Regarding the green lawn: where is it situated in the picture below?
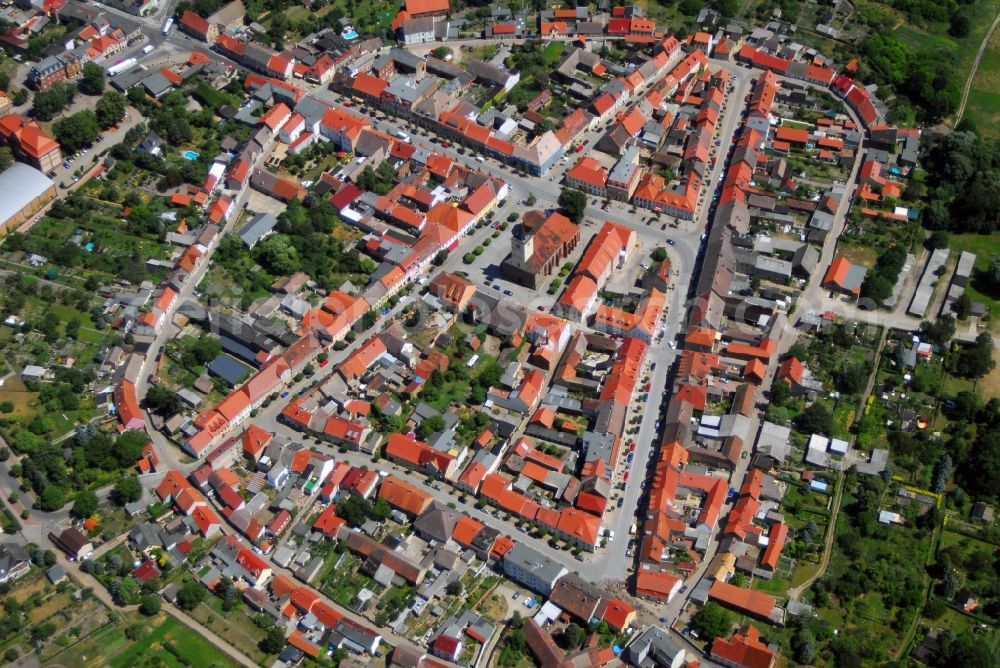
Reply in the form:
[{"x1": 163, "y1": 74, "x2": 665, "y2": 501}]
[
  {"x1": 47, "y1": 613, "x2": 239, "y2": 668},
  {"x1": 964, "y1": 23, "x2": 1000, "y2": 134},
  {"x1": 888, "y1": 0, "x2": 1000, "y2": 86},
  {"x1": 542, "y1": 42, "x2": 566, "y2": 66}
]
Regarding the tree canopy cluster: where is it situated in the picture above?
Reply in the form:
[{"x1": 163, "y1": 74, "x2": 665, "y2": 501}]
[
  {"x1": 53, "y1": 110, "x2": 99, "y2": 154},
  {"x1": 945, "y1": 392, "x2": 1000, "y2": 504},
  {"x1": 861, "y1": 34, "x2": 961, "y2": 122},
  {"x1": 335, "y1": 493, "x2": 392, "y2": 528},
  {"x1": 860, "y1": 244, "x2": 908, "y2": 304},
  {"x1": 921, "y1": 131, "x2": 1000, "y2": 234},
  {"x1": 558, "y1": 188, "x2": 587, "y2": 224},
  {"x1": 216, "y1": 197, "x2": 368, "y2": 297},
  {"x1": 12, "y1": 426, "x2": 148, "y2": 512},
  {"x1": 31, "y1": 82, "x2": 76, "y2": 122}
]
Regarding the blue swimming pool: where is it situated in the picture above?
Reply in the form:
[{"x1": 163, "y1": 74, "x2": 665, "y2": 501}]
[
  {"x1": 182, "y1": 150, "x2": 200, "y2": 160},
  {"x1": 342, "y1": 28, "x2": 358, "y2": 40}
]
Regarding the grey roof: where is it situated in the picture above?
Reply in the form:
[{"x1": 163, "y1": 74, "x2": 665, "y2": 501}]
[
  {"x1": 755, "y1": 421, "x2": 791, "y2": 462},
  {"x1": 466, "y1": 59, "x2": 513, "y2": 86},
  {"x1": 207, "y1": 354, "x2": 253, "y2": 385},
  {"x1": 142, "y1": 72, "x2": 174, "y2": 97},
  {"x1": 626, "y1": 625, "x2": 685, "y2": 667},
  {"x1": 0, "y1": 542, "x2": 29, "y2": 576},
  {"x1": 502, "y1": 543, "x2": 566, "y2": 587},
  {"x1": 389, "y1": 47, "x2": 423, "y2": 70},
  {"x1": 609, "y1": 145, "x2": 641, "y2": 185},
  {"x1": 792, "y1": 244, "x2": 820, "y2": 274},
  {"x1": 414, "y1": 505, "x2": 460, "y2": 543},
  {"x1": 842, "y1": 264, "x2": 867, "y2": 292},
  {"x1": 955, "y1": 251, "x2": 976, "y2": 279},
  {"x1": 401, "y1": 15, "x2": 435, "y2": 34},
  {"x1": 139, "y1": 131, "x2": 163, "y2": 153},
  {"x1": 46, "y1": 564, "x2": 67, "y2": 583},
  {"x1": 0, "y1": 164, "x2": 53, "y2": 226},
  {"x1": 237, "y1": 212, "x2": 279, "y2": 247},
  {"x1": 384, "y1": 76, "x2": 436, "y2": 105}
]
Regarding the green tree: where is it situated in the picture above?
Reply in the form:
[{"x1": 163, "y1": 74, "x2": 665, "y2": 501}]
[
  {"x1": 371, "y1": 498, "x2": 392, "y2": 521},
  {"x1": 32, "y1": 82, "x2": 76, "y2": 121},
  {"x1": 949, "y1": 11, "x2": 971, "y2": 38},
  {"x1": 417, "y1": 414, "x2": 446, "y2": 439},
  {"x1": 0, "y1": 146, "x2": 12, "y2": 171},
  {"x1": 563, "y1": 622, "x2": 585, "y2": 648},
  {"x1": 114, "y1": 577, "x2": 141, "y2": 605},
  {"x1": 255, "y1": 234, "x2": 300, "y2": 276},
  {"x1": 952, "y1": 332, "x2": 995, "y2": 378},
  {"x1": 164, "y1": 117, "x2": 193, "y2": 144},
  {"x1": 177, "y1": 581, "x2": 206, "y2": 610},
  {"x1": 954, "y1": 292, "x2": 972, "y2": 320},
  {"x1": 260, "y1": 627, "x2": 286, "y2": 654},
  {"x1": 71, "y1": 489, "x2": 98, "y2": 519},
  {"x1": 690, "y1": 602, "x2": 733, "y2": 641},
  {"x1": 793, "y1": 628, "x2": 816, "y2": 664},
  {"x1": 336, "y1": 495, "x2": 372, "y2": 527},
  {"x1": 926, "y1": 230, "x2": 950, "y2": 250},
  {"x1": 935, "y1": 631, "x2": 998, "y2": 667},
  {"x1": 557, "y1": 188, "x2": 587, "y2": 224},
  {"x1": 95, "y1": 91, "x2": 127, "y2": 129},
  {"x1": 53, "y1": 110, "x2": 100, "y2": 154},
  {"x1": 113, "y1": 475, "x2": 143, "y2": 505},
  {"x1": 139, "y1": 593, "x2": 161, "y2": 616},
  {"x1": 39, "y1": 485, "x2": 66, "y2": 511},
  {"x1": 145, "y1": 384, "x2": 182, "y2": 417},
  {"x1": 79, "y1": 63, "x2": 106, "y2": 95},
  {"x1": 795, "y1": 402, "x2": 834, "y2": 436},
  {"x1": 921, "y1": 315, "x2": 956, "y2": 347},
  {"x1": 652, "y1": 247, "x2": 668, "y2": 262}
]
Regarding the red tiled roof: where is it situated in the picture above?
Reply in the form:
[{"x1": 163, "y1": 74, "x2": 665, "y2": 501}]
[
  {"x1": 711, "y1": 626, "x2": 776, "y2": 668},
  {"x1": 709, "y1": 580, "x2": 776, "y2": 618},
  {"x1": 452, "y1": 516, "x2": 484, "y2": 547},
  {"x1": 378, "y1": 475, "x2": 433, "y2": 516},
  {"x1": 760, "y1": 522, "x2": 788, "y2": 570},
  {"x1": 776, "y1": 357, "x2": 805, "y2": 385},
  {"x1": 774, "y1": 126, "x2": 809, "y2": 145},
  {"x1": 823, "y1": 256, "x2": 854, "y2": 291},
  {"x1": 405, "y1": 0, "x2": 449, "y2": 14},
  {"x1": 635, "y1": 569, "x2": 680, "y2": 600}
]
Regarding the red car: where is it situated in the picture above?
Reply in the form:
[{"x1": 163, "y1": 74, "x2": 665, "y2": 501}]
[
  {"x1": 623, "y1": 472, "x2": 630, "y2": 481},
  {"x1": 319, "y1": 359, "x2": 330, "y2": 368},
  {"x1": 441, "y1": 142, "x2": 451, "y2": 148}
]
